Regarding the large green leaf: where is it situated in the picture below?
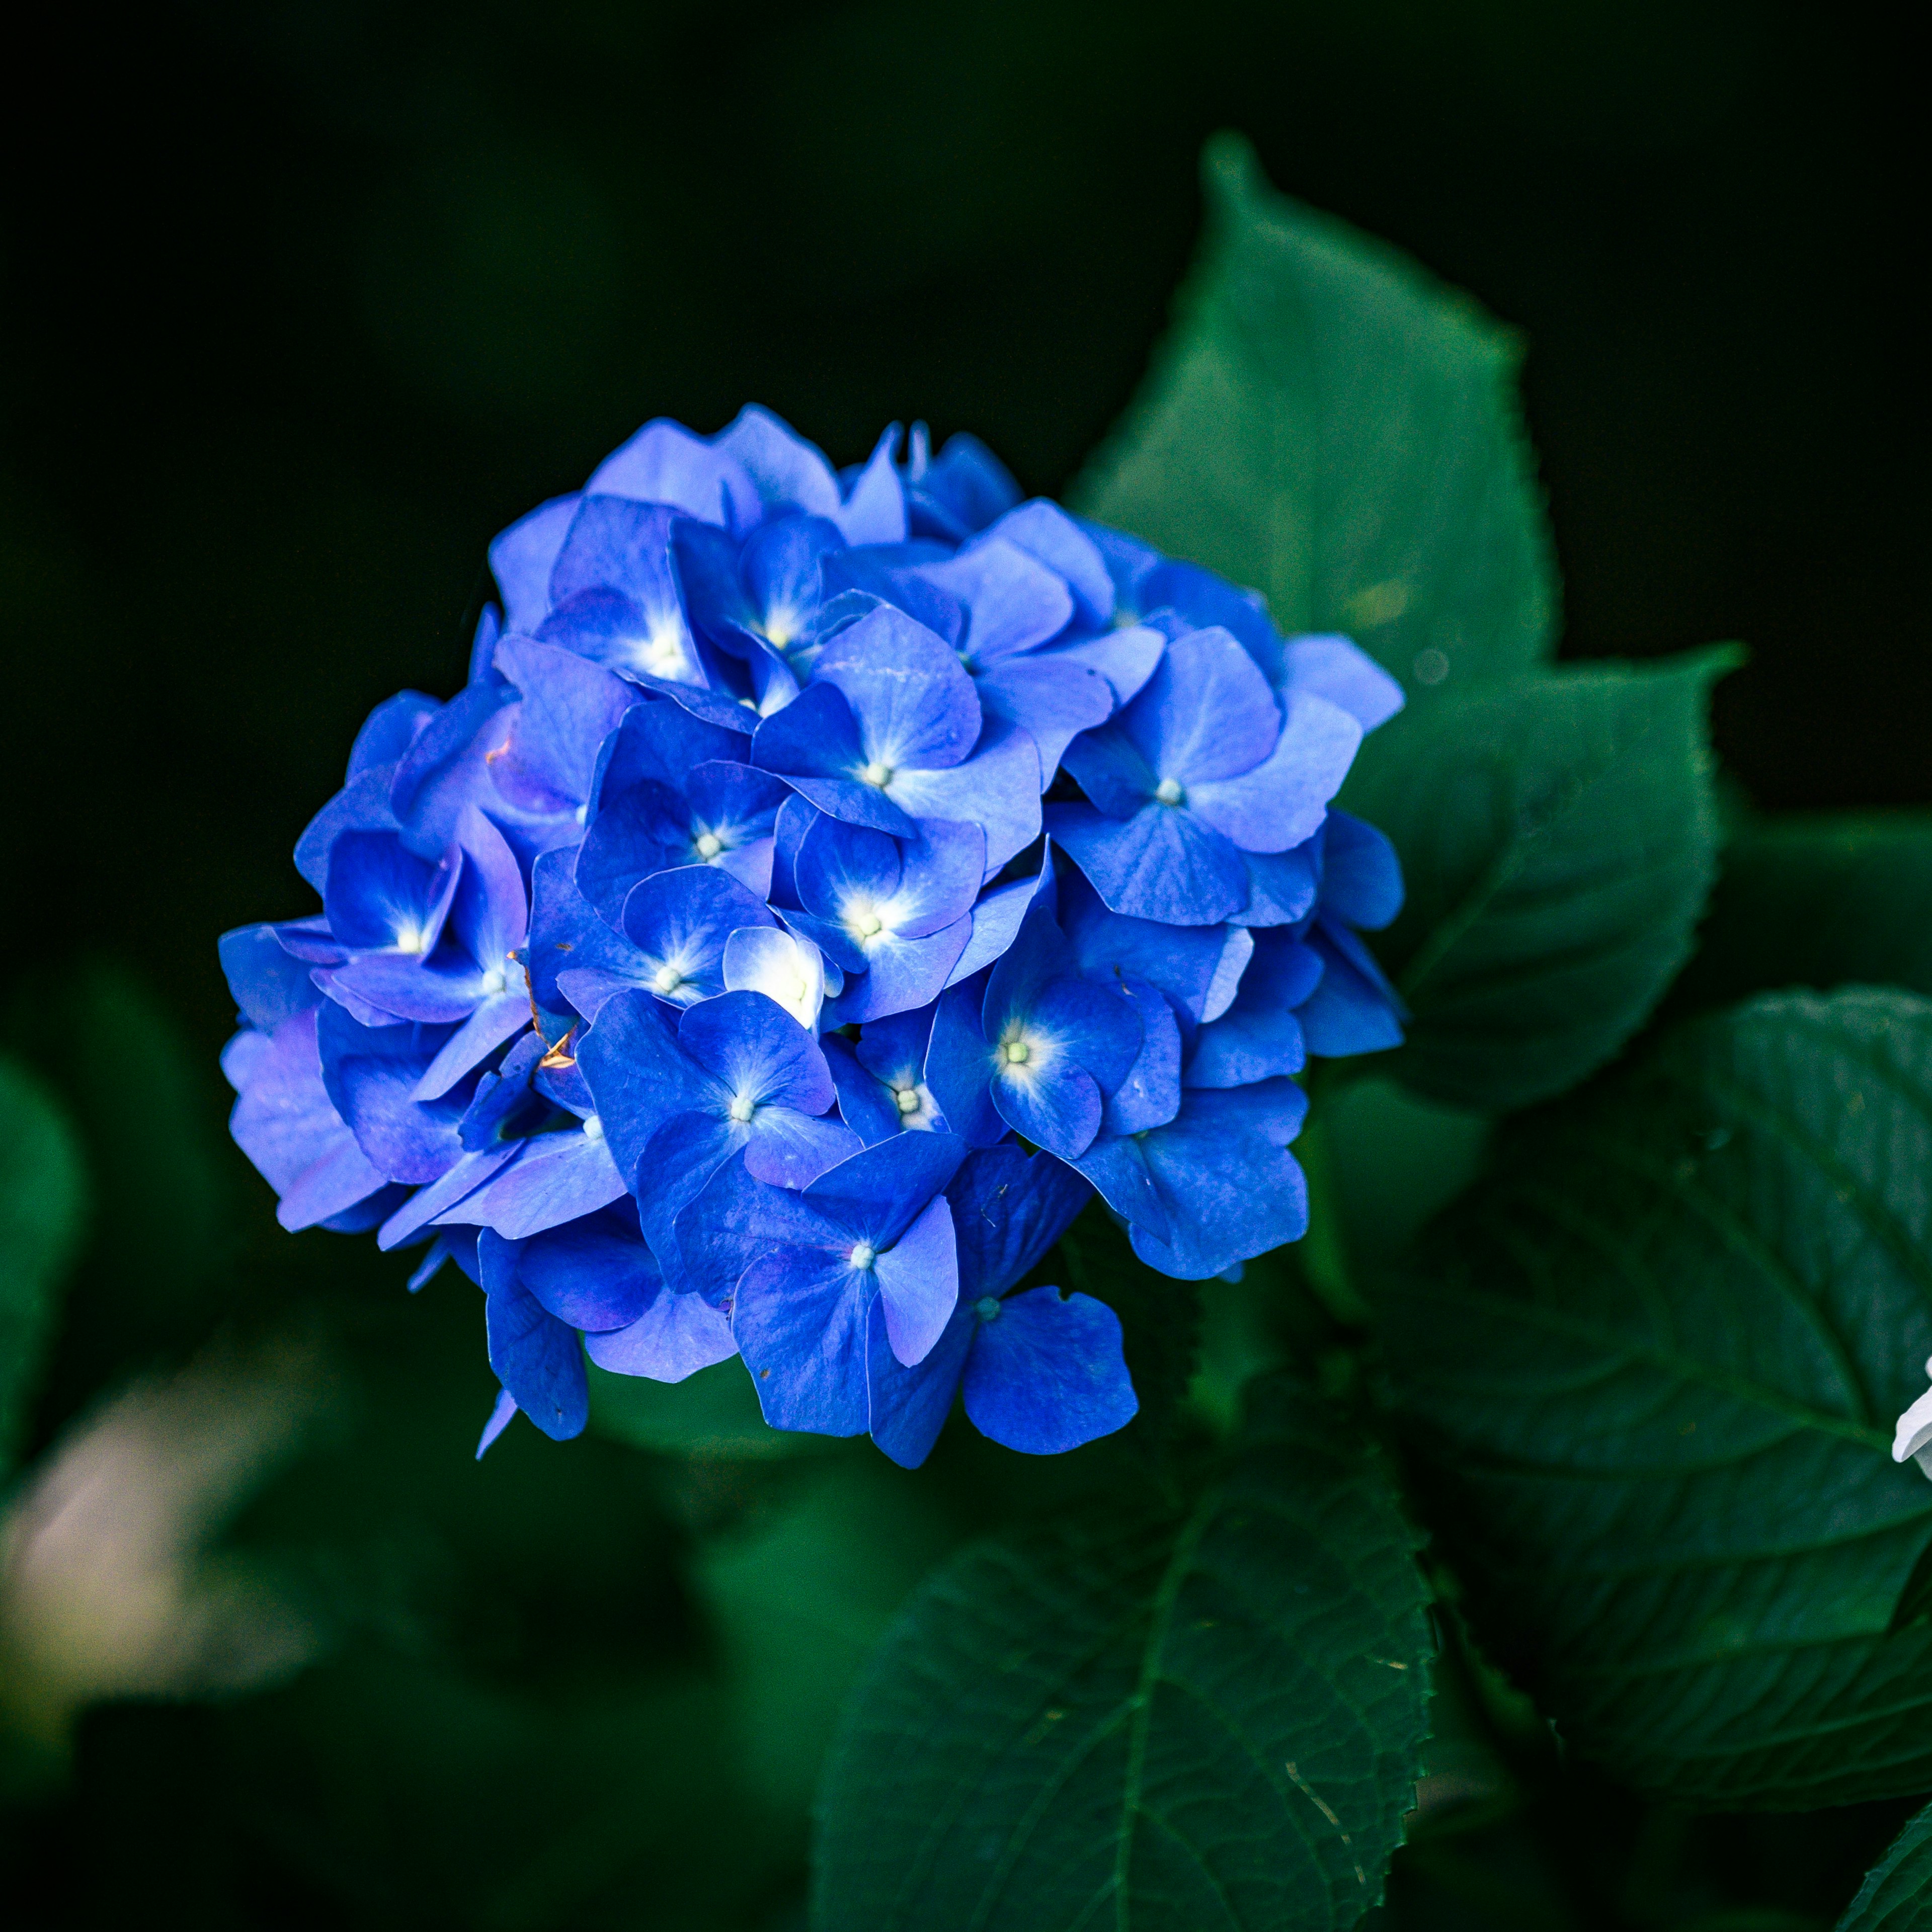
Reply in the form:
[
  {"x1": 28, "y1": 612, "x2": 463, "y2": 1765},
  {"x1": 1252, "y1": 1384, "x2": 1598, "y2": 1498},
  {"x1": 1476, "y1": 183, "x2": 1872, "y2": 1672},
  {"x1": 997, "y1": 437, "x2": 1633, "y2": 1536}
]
[
  {"x1": 1073, "y1": 132, "x2": 1556, "y2": 709},
  {"x1": 0, "y1": 1053, "x2": 89, "y2": 1475},
  {"x1": 1667, "y1": 811, "x2": 1932, "y2": 1020},
  {"x1": 811, "y1": 1373, "x2": 1432, "y2": 1931},
  {"x1": 1839, "y1": 1802, "x2": 1932, "y2": 1931},
  {"x1": 1379, "y1": 988, "x2": 1932, "y2": 1806},
  {"x1": 1342, "y1": 652, "x2": 1731, "y2": 1110}
]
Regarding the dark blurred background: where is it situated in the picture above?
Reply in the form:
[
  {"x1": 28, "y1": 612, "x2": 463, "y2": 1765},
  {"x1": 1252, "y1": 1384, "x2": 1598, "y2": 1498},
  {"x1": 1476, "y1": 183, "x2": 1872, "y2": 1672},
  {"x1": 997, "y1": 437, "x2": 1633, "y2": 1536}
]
[
  {"x1": 3, "y1": 0, "x2": 1922, "y2": 1042},
  {"x1": 0, "y1": 4, "x2": 1922, "y2": 1925}
]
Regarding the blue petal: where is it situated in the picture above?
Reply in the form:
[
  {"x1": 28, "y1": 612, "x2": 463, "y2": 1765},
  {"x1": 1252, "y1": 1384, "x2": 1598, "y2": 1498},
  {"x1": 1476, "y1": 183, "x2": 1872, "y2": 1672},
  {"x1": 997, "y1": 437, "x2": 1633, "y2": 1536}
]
[
  {"x1": 528, "y1": 847, "x2": 640, "y2": 1014},
  {"x1": 824, "y1": 917, "x2": 972, "y2": 1024},
  {"x1": 489, "y1": 493, "x2": 579, "y2": 634},
  {"x1": 491, "y1": 634, "x2": 638, "y2": 814},
  {"x1": 823, "y1": 1035, "x2": 905, "y2": 1147},
  {"x1": 480, "y1": 1233, "x2": 589, "y2": 1441},
  {"x1": 945, "y1": 1142, "x2": 1092, "y2": 1301},
  {"x1": 1320, "y1": 810, "x2": 1404, "y2": 931},
  {"x1": 1118, "y1": 626, "x2": 1279, "y2": 785},
  {"x1": 832, "y1": 424, "x2": 908, "y2": 545},
  {"x1": 438, "y1": 1120, "x2": 628, "y2": 1240},
  {"x1": 920, "y1": 537, "x2": 1073, "y2": 666},
  {"x1": 1185, "y1": 930, "x2": 1323, "y2": 1088},
  {"x1": 1038, "y1": 625, "x2": 1165, "y2": 708},
  {"x1": 586, "y1": 418, "x2": 759, "y2": 528},
  {"x1": 586, "y1": 1287, "x2": 738, "y2": 1381},
  {"x1": 1100, "y1": 982, "x2": 1182, "y2": 1135},
  {"x1": 1075, "y1": 1080, "x2": 1311, "y2": 1279},
  {"x1": 475, "y1": 1387, "x2": 521, "y2": 1459},
  {"x1": 348, "y1": 691, "x2": 439, "y2": 780},
  {"x1": 376, "y1": 1145, "x2": 518, "y2": 1249},
  {"x1": 814, "y1": 603, "x2": 982, "y2": 773},
  {"x1": 323, "y1": 832, "x2": 456, "y2": 954},
  {"x1": 1284, "y1": 633, "x2": 1405, "y2": 732},
  {"x1": 514, "y1": 1203, "x2": 658, "y2": 1331},
  {"x1": 223, "y1": 1010, "x2": 385, "y2": 1231},
  {"x1": 673, "y1": 1150, "x2": 835, "y2": 1305},
  {"x1": 865, "y1": 1296, "x2": 974, "y2": 1469},
  {"x1": 677, "y1": 989, "x2": 836, "y2": 1116},
  {"x1": 1056, "y1": 867, "x2": 1241, "y2": 1026},
  {"x1": 1045, "y1": 801, "x2": 1249, "y2": 926},
  {"x1": 1233, "y1": 842, "x2": 1321, "y2": 928},
  {"x1": 743, "y1": 1106, "x2": 865, "y2": 1189},
  {"x1": 576, "y1": 987, "x2": 709, "y2": 1186},
  {"x1": 295, "y1": 768, "x2": 402, "y2": 893},
  {"x1": 1186, "y1": 690, "x2": 1361, "y2": 854},
  {"x1": 315, "y1": 1004, "x2": 464, "y2": 1184},
  {"x1": 712, "y1": 405, "x2": 842, "y2": 518},
  {"x1": 1299, "y1": 919, "x2": 1405, "y2": 1057},
  {"x1": 962, "y1": 1286, "x2": 1138, "y2": 1454},
  {"x1": 802, "y1": 1130, "x2": 970, "y2": 1251},
  {"x1": 752, "y1": 681, "x2": 917, "y2": 835},
  {"x1": 973, "y1": 655, "x2": 1113, "y2": 786},
  {"x1": 219, "y1": 923, "x2": 325, "y2": 1030},
  {"x1": 880, "y1": 718, "x2": 1040, "y2": 873},
  {"x1": 874, "y1": 1192, "x2": 958, "y2": 1365},
  {"x1": 905, "y1": 430, "x2": 1019, "y2": 540},
  {"x1": 975, "y1": 501, "x2": 1114, "y2": 629},
  {"x1": 924, "y1": 973, "x2": 1006, "y2": 1147},
  {"x1": 732, "y1": 1249, "x2": 872, "y2": 1436},
  {"x1": 621, "y1": 864, "x2": 776, "y2": 1007}
]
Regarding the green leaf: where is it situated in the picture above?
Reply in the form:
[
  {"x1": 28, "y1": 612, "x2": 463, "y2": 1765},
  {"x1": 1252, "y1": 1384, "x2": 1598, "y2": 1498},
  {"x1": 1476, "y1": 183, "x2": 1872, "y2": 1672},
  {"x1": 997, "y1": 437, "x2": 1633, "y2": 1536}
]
[
  {"x1": 588, "y1": 1354, "x2": 832, "y2": 1460},
  {"x1": 1667, "y1": 811, "x2": 1932, "y2": 1020},
  {"x1": 1378, "y1": 988, "x2": 1932, "y2": 1806},
  {"x1": 1343, "y1": 652, "x2": 1733, "y2": 1110},
  {"x1": 1072, "y1": 131, "x2": 1556, "y2": 708},
  {"x1": 692, "y1": 1455, "x2": 959, "y2": 1816},
  {"x1": 0, "y1": 1053, "x2": 89, "y2": 1475},
  {"x1": 1839, "y1": 1802, "x2": 1932, "y2": 1932},
  {"x1": 811, "y1": 1373, "x2": 1432, "y2": 1931}
]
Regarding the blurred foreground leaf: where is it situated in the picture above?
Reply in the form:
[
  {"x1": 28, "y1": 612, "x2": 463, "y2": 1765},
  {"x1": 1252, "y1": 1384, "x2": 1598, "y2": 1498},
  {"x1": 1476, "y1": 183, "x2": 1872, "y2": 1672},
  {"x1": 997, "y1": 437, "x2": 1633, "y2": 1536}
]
[
  {"x1": 0, "y1": 1055, "x2": 88, "y2": 1476},
  {"x1": 1840, "y1": 1801, "x2": 1932, "y2": 1931},
  {"x1": 1381, "y1": 989, "x2": 1932, "y2": 1806},
  {"x1": 812, "y1": 1372, "x2": 1431, "y2": 1930},
  {"x1": 1075, "y1": 131, "x2": 1555, "y2": 710},
  {"x1": 1344, "y1": 653, "x2": 1732, "y2": 1110},
  {"x1": 1669, "y1": 811, "x2": 1932, "y2": 1018}
]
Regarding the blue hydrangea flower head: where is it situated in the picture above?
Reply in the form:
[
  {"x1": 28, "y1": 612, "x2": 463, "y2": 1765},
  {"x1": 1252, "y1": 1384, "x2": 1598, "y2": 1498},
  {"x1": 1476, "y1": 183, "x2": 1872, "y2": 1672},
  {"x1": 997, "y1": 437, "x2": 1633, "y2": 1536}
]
[{"x1": 219, "y1": 405, "x2": 1407, "y2": 1460}]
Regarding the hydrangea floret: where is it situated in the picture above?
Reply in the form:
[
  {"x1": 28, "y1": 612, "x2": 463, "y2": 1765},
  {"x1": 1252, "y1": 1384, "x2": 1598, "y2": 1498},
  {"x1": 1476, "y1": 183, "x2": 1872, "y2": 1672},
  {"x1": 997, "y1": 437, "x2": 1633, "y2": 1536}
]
[{"x1": 220, "y1": 409, "x2": 1407, "y2": 1464}]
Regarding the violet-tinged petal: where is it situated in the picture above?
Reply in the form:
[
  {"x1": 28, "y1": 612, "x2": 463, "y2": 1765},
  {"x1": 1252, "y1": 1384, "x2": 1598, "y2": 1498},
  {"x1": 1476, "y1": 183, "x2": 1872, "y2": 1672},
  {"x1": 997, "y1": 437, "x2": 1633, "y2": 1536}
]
[
  {"x1": 377, "y1": 1145, "x2": 518, "y2": 1249},
  {"x1": 1233, "y1": 842, "x2": 1322, "y2": 928},
  {"x1": 437, "y1": 1119, "x2": 628, "y2": 1240},
  {"x1": 1122, "y1": 626, "x2": 1279, "y2": 785},
  {"x1": 219, "y1": 923, "x2": 325, "y2": 1030},
  {"x1": 831, "y1": 424, "x2": 908, "y2": 545},
  {"x1": 874, "y1": 1192, "x2": 958, "y2": 1366},
  {"x1": 587, "y1": 418, "x2": 759, "y2": 528},
  {"x1": 973, "y1": 655, "x2": 1114, "y2": 786},
  {"x1": 295, "y1": 768, "x2": 401, "y2": 893},
  {"x1": 587, "y1": 1290, "x2": 738, "y2": 1381},
  {"x1": 413, "y1": 993, "x2": 532, "y2": 1102},
  {"x1": 491, "y1": 634, "x2": 637, "y2": 814},
  {"x1": 490, "y1": 494, "x2": 579, "y2": 634},
  {"x1": 349, "y1": 691, "x2": 439, "y2": 780},
  {"x1": 576, "y1": 987, "x2": 700, "y2": 1185},
  {"x1": 1284, "y1": 632, "x2": 1405, "y2": 733},
  {"x1": 921, "y1": 537, "x2": 1073, "y2": 666}
]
